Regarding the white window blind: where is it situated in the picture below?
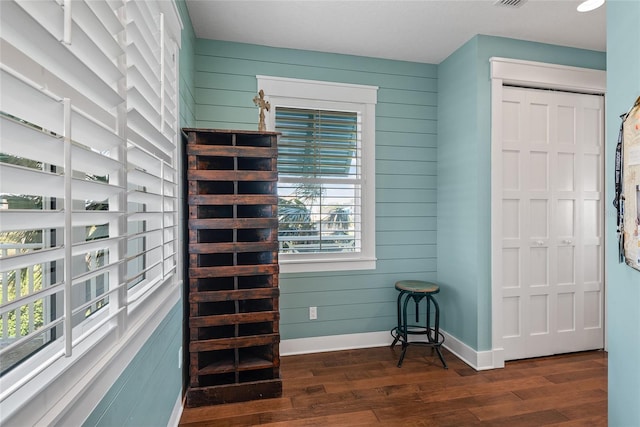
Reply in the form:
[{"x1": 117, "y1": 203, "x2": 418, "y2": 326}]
[
  {"x1": 0, "y1": 0, "x2": 180, "y2": 408},
  {"x1": 276, "y1": 107, "x2": 362, "y2": 254}
]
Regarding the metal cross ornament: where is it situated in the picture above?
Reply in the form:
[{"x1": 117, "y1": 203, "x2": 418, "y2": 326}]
[{"x1": 253, "y1": 89, "x2": 270, "y2": 132}]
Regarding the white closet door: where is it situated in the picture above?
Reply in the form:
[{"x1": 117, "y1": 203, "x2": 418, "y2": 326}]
[{"x1": 501, "y1": 86, "x2": 604, "y2": 360}]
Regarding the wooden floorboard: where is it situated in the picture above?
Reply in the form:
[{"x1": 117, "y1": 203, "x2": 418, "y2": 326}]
[{"x1": 179, "y1": 347, "x2": 607, "y2": 426}]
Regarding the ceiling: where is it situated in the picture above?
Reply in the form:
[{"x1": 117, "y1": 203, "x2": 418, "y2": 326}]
[{"x1": 185, "y1": 0, "x2": 606, "y2": 64}]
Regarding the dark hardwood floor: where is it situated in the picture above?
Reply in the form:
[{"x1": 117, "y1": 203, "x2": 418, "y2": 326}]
[{"x1": 179, "y1": 346, "x2": 607, "y2": 426}]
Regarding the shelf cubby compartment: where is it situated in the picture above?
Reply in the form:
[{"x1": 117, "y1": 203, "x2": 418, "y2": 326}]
[
  {"x1": 196, "y1": 324, "x2": 236, "y2": 341},
  {"x1": 237, "y1": 157, "x2": 273, "y2": 171},
  {"x1": 190, "y1": 276, "x2": 234, "y2": 293},
  {"x1": 236, "y1": 204, "x2": 274, "y2": 218},
  {"x1": 239, "y1": 298, "x2": 274, "y2": 313},
  {"x1": 196, "y1": 156, "x2": 234, "y2": 170},
  {"x1": 239, "y1": 368, "x2": 277, "y2": 384},
  {"x1": 196, "y1": 205, "x2": 233, "y2": 219},
  {"x1": 197, "y1": 373, "x2": 236, "y2": 388},
  {"x1": 237, "y1": 181, "x2": 274, "y2": 195},
  {"x1": 237, "y1": 251, "x2": 274, "y2": 266},
  {"x1": 237, "y1": 228, "x2": 274, "y2": 242},
  {"x1": 197, "y1": 252, "x2": 234, "y2": 268},
  {"x1": 197, "y1": 300, "x2": 235, "y2": 316},
  {"x1": 238, "y1": 275, "x2": 276, "y2": 289},
  {"x1": 195, "y1": 229, "x2": 233, "y2": 244},
  {"x1": 235, "y1": 134, "x2": 274, "y2": 148},
  {"x1": 238, "y1": 321, "x2": 277, "y2": 337},
  {"x1": 195, "y1": 181, "x2": 234, "y2": 195},
  {"x1": 194, "y1": 131, "x2": 233, "y2": 146}
]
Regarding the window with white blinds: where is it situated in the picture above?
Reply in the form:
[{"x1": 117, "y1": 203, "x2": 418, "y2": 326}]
[
  {"x1": 277, "y1": 107, "x2": 362, "y2": 253},
  {"x1": 257, "y1": 76, "x2": 377, "y2": 273},
  {"x1": 0, "y1": 0, "x2": 180, "y2": 407}
]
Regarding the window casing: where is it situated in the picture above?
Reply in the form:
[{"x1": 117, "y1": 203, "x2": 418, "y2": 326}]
[{"x1": 257, "y1": 76, "x2": 377, "y2": 273}]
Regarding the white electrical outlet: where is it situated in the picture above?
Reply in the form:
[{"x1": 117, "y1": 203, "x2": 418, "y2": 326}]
[
  {"x1": 309, "y1": 306, "x2": 317, "y2": 320},
  {"x1": 178, "y1": 346, "x2": 182, "y2": 369}
]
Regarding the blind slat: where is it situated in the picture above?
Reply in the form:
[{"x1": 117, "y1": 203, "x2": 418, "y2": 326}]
[
  {"x1": 1, "y1": 116, "x2": 121, "y2": 177},
  {"x1": 72, "y1": 235, "x2": 121, "y2": 257},
  {"x1": 0, "y1": 163, "x2": 123, "y2": 202},
  {"x1": 0, "y1": 163, "x2": 63, "y2": 197},
  {"x1": 0, "y1": 210, "x2": 125, "y2": 233},
  {"x1": 0, "y1": 247, "x2": 64, "y2": 273},
  {"x1": 128, "y1": 168, "x2": 162, "y2": 189},
  {"x1": 127, "y1": 146, "x2": 162, "y2": 176},
  {"x1": 128, "y1": 189, "x2": 164, "y2": 207},
  {"x1": 127, "y1": 66, "x2": 161, "y2": 114},
  {"x1": 0, "y1": 211, "x2": 64, "y2": 233},
  {"x1": 128, "y1": 87, "x2": 162, "y2": 131},
  {"x1": 73, "y1": 179, "x2": 124, "y2": 202},
  {"x1": 127, "y1": 109, "x2": 175, "y2": 154},
  {"x1": 0, "y1": 282, "x2": 63, "y2": 314},
  {"x1": 127, "y1": 126, "x2": 171, "y2": 164},
  {"x1": 1, "y1": 115, "x2": 64, "y2": 166},
  {"x1": 70, "y1": 108, "x2": 123, "y2": 153},
  {"x1": 85, "y1": 0, "x2": 124, "y2": 35},
  {"x1": 0, "y1": 70, "x2": 64, "y2": 135},
  {"x1": 71, "y1": 210, "x2": 122, "y2": 227},
  {"x1": 68, "y1": 144, "x2": 122, "y2": 178}
]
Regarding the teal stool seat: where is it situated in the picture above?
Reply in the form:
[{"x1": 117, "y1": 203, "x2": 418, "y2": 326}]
[{"x1": 390, "y1": 280, "x2": 447, "y2": 368}]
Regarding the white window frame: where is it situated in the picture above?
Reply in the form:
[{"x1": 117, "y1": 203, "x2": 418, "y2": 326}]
[
  {"x1": 257, "y1": 76, "x2": 377, "y2": 273},
  {"x1": 0, "y1": 1, "x2": 183, "y2": 424}
]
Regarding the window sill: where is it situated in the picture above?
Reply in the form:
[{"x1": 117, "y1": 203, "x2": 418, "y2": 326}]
[{"x1": 279, "y1": 257, "x2": 377, "y2": 274}]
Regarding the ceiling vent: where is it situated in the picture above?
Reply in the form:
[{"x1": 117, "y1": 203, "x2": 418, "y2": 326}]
[{"x1": 494, "y1": 0, "x2": 527, "y2": 7}]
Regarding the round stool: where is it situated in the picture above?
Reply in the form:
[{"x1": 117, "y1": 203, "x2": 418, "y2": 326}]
[{"x1": 390, "y1": 280, "x2": 447, "y2": 368}]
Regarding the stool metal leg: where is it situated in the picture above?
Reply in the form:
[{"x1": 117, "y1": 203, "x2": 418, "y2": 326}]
[
  {"x1": 426, "y1": 294, "x2": 432, "y2": 338},
  {"x1": 397, "y1": 292, "x2": 412, "y2": 367},
  {"x1": 391, "y1": 290, "x2": 405, "y2": 348},
  {"x1": 428, "y1": 295, "x2": 447, "y2": 369}
]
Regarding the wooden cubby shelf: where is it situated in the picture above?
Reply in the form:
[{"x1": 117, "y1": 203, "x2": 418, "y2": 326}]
[{"x1": 183, "y1": 128, "x2": 282, "y2": 407}]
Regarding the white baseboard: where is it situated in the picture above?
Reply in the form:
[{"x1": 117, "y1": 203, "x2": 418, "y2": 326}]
[
  {"x1": 440, "y1": 331, "x2": 500, "y2": 371},
  {"x1": 281, "y1": 329, "x2": 502, "y2": 371},
  {"x1": 281, "y1": 330, "x2": 394, "y2": 355},
  {"x1": 168, "y1": 391, "x2": 184, "y2": 427}
]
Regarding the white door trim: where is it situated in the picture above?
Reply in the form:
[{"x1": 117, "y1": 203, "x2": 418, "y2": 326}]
[{"x1": 490, "y1": 57, "x2": 606, "y2": 369}]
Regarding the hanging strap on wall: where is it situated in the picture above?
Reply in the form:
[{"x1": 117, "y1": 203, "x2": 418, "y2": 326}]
[
  {"x1": 614, "y1": 96, "x2": 640, "y2": 265},
  {"x1": 613, "y1": 116, "x2": 625, "y2": 263}
]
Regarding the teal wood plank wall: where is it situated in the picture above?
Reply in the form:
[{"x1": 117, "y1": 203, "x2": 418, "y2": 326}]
[
  {"x1": 606, "y1": 0, "x2": 640, "y2": 424},
  {"x1": 83, "y1": 302, "x2": 182, "y2": 426},
  {"x1": 195, "y1": 39, "x2": 438, "y2": 339},
  {"x1": 437, "y1": 35, "x2": 606, "y2": 351}
]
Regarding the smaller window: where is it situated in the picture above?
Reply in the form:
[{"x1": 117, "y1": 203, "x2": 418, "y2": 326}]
[
  {"x1": 277, "y1": 107, "x2": 361, "y2": 254},
  {"x1": 257, "y1": 76, "x2": 378, "y2": 273}
]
